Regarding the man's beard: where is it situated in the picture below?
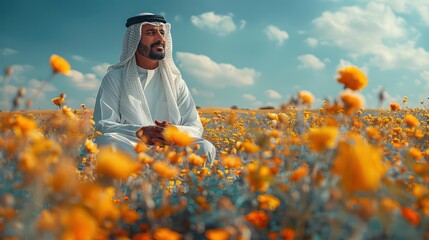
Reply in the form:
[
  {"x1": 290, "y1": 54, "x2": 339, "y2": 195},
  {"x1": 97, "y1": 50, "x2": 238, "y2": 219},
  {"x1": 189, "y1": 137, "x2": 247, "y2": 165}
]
[{"x1": 137, "y1": 41, "x2": 165, "y2": 60}]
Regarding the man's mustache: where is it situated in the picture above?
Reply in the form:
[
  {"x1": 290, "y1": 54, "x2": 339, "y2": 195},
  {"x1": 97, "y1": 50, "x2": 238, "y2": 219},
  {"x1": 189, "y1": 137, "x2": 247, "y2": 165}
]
[{"x1": 151, "y1": 40, "x2": 164, "y2": 48}]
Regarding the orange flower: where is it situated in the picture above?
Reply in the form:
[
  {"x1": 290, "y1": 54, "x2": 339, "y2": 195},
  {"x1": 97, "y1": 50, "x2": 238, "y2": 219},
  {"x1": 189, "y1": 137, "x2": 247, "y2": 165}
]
[
  {"x1": 336, "y1": 66, "x2": 367, "y2": 91},
  {"x1": 307, "y1": 126, "x2": 338, "y2": 152},
  {"x1": 52, "y1": 96, "x2": 66, "y2": 108},
  {"x1": 84, "y1": 139, "x2": 98, "y2": 154},
  {"x1": 257, "y1": 194, "x2": 281, "y2": 211},
  {"x1": 390, "y1": 102, "x2": 400, "y2": 111},
  {"x1": 246, "y1": 161, "x2": 272, "y2": 192},
  {"x1": 404, "y1": 114, "x2": 419, "y2": 127},
  {"x1": 240, "y1": 141, "x2": 260, "y2": 153},
  {"x1": 297, "y1": 90, "x2": 314, "y2": 105},
  {"x1": 188, "y1": 153, "x2": 205, "y2": 166},
  {"x1": 152, "y1": 161, "x2": 180, "y2": 179},
  {"x1": 163, "y1": 125, "x2": 195, "y2": 146},
  {"x1": 401, "y1": 206, "x2": 420, "y2": 226},
  {"x1": 281, "y1": 229, "x2": 296, "y2": 240},
  {"x1": 12, "y1": 115, "x2": 37, "y2": 137},
  {"x1": 380, "y1": 198, "x2": 400, "y2": 213},
  {"x1": 96, "y1": 146, "x2": 141, "y2": 179},
  {"x1": 244, "y1": 210, "x2": 270, "y2": 229},
  {"x1": 120, "y1": 205, "x2": 140, "y2": 224},
  {"x1": 50, "y1": 54, "x2": 71, "y2": 75},
  {"x1": 332, "y1": 137, "x2": 386, "y2": 193},
  {"x1": 60, "y1": 207, "x2": 98, "y2": 240},
  {"x1": 340, "y1": 90, "x2": 364, "y2": 114},
  {"x1": 409, "y1": 147, "x2": 423, "y2": 160},
  {"x1": 205, "y1": 228, "x2": 230, "y2": 240},
  {"x1": 290, "y1": 164, "x2": 310, "y2": 182},
  {"x1": 223, "y1": 155, "x2": 242, "y2": 169},
  {"x1": 266, "y1": 113, "x2": 279, "y2": 121},
  {"x1": 36, "y1": 210, "x2": 56, "y2": 231},
  {"x1": 153, "y1": 227, "x2": 182, "y2": 240}
]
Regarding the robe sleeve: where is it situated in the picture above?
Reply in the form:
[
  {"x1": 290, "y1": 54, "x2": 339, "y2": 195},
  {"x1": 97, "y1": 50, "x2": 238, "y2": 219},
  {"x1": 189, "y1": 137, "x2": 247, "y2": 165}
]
[
  {"x1": 93, "y1": 70, "x2": 142, "y2": 139},
  {"x1": 175, "y1": 79, "x2": 204, "y2": 138}
]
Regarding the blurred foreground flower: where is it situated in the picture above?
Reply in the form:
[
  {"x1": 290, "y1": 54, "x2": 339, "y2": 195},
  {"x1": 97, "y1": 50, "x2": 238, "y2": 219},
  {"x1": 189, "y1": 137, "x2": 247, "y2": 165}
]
[
  {"x1": 297, "y1": 90, "x2": 314, "y2": 105},
  {"x1": 340, "y1": 90, "x2": 365, "y2": 115},
  {"x1": 163, "y1": 125, "x2": 195, "y2": 146},
  {"x1": 50, "y1": 54, "x2": 71, "y2": 75},
  {"x1": 96, "y1": 146, "x2": 141, "y2": 179},
  {"x1": 337, "y1": 66, "x2": 367, "y2": 91},
  {"x1": 332, "y1": 136, "x2": 386, "y2": 193},
  {"x1": 307, "y1": 126, "x2": 339, "y2": 152}
]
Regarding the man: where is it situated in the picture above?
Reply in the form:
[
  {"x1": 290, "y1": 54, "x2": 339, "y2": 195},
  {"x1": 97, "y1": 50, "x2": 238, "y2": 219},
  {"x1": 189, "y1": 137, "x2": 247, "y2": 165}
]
[{"x1": 93, "y1": 13, "x2": 216, "y2": 163}]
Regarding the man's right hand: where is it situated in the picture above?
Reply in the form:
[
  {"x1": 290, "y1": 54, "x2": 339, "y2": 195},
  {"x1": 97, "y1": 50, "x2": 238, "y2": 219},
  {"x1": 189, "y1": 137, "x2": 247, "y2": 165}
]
[{"x1": 136, "y1": 125, "x2": 169, "y2": 146}]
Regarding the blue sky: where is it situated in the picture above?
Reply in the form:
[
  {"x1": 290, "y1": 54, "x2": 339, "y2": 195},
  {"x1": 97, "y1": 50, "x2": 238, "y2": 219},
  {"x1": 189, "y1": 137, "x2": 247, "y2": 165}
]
[{"x1": 1, "y1": 0, "x2": 429, "y2": 110}]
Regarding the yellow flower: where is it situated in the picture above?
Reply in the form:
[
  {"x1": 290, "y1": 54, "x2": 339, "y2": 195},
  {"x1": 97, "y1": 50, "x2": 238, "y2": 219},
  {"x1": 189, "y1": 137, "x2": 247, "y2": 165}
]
[
  {"x1": 340, "y1": 90, "x2": 364, "y2": 114},
  {"x1": 240, "y1": 141, "x2": 260, "y2": 153},
  {"x1": 307, "y1": 126, "x2": 338, "y2": 152},
  {"x1": 257, "y1": 194, "x2": 281, "y2": 211},
  {"x1": 52, "y1": 96, "x2": 66, "y2": 108},
  {"x1": 266, "y1": 113, "x2": 279, "y2": 121},
  {"x1": 37, "y1": 210, "x2": 56, "y2": 231},
  {"x1": 404, "y1": 114, "x2": 419, "y2": 127},
  {"x1": 50, "y1": 54, "x2": 71, "y2": 75},
  {"x1": 336, "y1": 66, "x2": 368, "y2": 91},
  {"x1": 153, "y1": 227, "x2": 182, "y2": 240},
  {"x1": 163, "y1": 125, "x2": 195, "y2": 146},
  {"x1": 297, "y1": 90, "x2": 314, "y2": 105},
  {"x1": 152, "y1": 161, "x2": 180, "y2": 179},
  {"x1": 332, "y1": 137, "x2": 386, "y2": 193},
  {"x1": 96, "y1": 146, "x2": 141, "y2": 179},
  {"x1": 380, "y1": 198, "x2": 400, "y2": 213},
  {"x1": 205, "y1": 228, "x2": 230, "y2": 240}
]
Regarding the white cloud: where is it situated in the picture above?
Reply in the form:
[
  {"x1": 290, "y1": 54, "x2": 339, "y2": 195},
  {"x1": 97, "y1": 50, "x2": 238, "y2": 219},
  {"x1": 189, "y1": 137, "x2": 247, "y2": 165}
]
[
  {"x1": 372, "y1": 0, "x2": 429, "y2": 26},
  {"x1": 69, "y1": 70, "x2": 101, "y2": 90},
  {"x1": 265, "y1": 89, "x2": 282, "y2": 99},
  {"x1": 72, "y1": 55, "x2": 86, "y2": 62},
  {"x1": 313, "y1": 2, "x2": 429, "y2": 70},
  {"x1": 92, "y1": 63, "x2": 111, "y2": 77},
  {"x1": 191, "y1": 12, "x2": 239, "y2": 36},
  {"x1": 306, "y1": 37, "x2": 318, "y2": 47},
  {"x1": 176, "y1": 52, "x2": 259, "y2": 88},
  {"x1": 26, "y1": 79, "x2": 57, "y2": 99},
  {"x1": 264, "y1": 25, "x2": 289, "y2": 46},
  {"x1": 243, "y1": 94, "x2": 256, "y2": 101},
  {"x1": 297, "y1": 54, "x2": 325, "y2": 70},
  {"x1": 10, "y1": 64, "x2": 33, "y2": 75},
  {"x1": 191, "y1": 88, "x2": 214, "y2": 98},
  {"x1": 420, "y1": 71, "x2": 429, "y2": 82},
  {"x1": 174, "y1": 15, "x2": 182, "y2": 22},
  {"x1": 1, "y1": 48, "x2": 18, "y2": 56},
  {"x1": 239, "y1": 20, "x2": 247, "y2": 30}
]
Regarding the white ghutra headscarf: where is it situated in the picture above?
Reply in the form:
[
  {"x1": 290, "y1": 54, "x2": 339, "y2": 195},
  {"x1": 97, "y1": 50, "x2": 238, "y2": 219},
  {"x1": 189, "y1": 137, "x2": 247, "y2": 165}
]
[{"x1": 108, "y1": 13, "x2": 182, "y2": 127}]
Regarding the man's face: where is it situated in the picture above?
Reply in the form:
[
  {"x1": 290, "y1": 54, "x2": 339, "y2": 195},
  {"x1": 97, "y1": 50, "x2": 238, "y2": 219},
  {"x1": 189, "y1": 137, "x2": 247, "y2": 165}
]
[{"x1": 137, "y1": 24, "x2": 166, "y2": 60}]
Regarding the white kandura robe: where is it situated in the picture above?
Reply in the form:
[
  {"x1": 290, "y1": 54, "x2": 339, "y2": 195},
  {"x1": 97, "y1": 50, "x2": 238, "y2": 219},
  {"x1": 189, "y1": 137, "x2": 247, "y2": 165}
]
[{"x1": 93, "y1": 66, "x2": 216, "y2": 162}]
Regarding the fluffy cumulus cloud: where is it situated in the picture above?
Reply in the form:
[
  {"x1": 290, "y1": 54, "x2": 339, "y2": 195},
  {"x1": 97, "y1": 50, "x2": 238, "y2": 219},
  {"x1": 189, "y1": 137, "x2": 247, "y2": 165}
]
[
  {"x1": 176, "y1": 52, "x2": 259, "y2": 88},
  {"x1": 191, "y1": 12, "x2": 240, "y2": 36},
  {"x1": 312, "y1": 2, "x2": 429, "y2": 70},
  {"x1": 92, "y1": 63, "x2": 111, "y2": 77},
  {"x1": 297, "y1": 54, "x2": 325, "y2": 70},
  {"x1": 372, "y1": 0, "x2": 429, "y2": 25},
  {"x1": 264, "y1": 25, "x2": 289, "y2": 46},
  {"x1": 242, "y1": 94, "x2": 256, "y2": 101},
  {"x1": 0, "y1": 48, "x2": 18, "y2": 56},
  {"x1": 69, "y1": 70, "x2": 100, "y2": 90},
  {"x1": 306, "y1": 37, "x2": 318, "y2": 47},
  {"x1": 191, "y1": 88, "x2": 214, "y2": 98},
  {"x1": 264, "y1": 89, "x2": 282, "y2": 99}
]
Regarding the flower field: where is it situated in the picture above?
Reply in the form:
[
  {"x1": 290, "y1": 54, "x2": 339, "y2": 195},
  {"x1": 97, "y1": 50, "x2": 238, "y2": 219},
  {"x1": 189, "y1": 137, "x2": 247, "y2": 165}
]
[{"x1": 1, "y1": 57, "x2": 429, "y2": 239}]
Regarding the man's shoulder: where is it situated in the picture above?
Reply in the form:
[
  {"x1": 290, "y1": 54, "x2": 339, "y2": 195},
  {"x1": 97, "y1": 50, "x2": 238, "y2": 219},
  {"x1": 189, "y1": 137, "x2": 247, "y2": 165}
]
[{"x1": 102, "y1": 68, "x2": 123, "y2": 83}]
